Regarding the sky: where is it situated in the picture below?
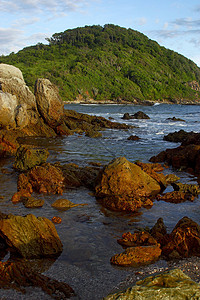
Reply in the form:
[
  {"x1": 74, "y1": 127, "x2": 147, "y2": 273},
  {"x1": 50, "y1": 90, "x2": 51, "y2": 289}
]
[{"x1": 1, "y1": 0, "x2": 200, "y2": 66}]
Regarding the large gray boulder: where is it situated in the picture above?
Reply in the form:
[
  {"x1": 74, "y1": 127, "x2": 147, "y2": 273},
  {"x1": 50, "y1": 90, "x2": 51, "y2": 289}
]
[
  {"x1": 34, "y1": 78, "x2": 64, "y2": 128},
  {"x1": 0, "y1": 63, "x2": 36, "y2": 111},
  {"x1": 0, "y1": 91, "x2": 17, "y2": 129}
]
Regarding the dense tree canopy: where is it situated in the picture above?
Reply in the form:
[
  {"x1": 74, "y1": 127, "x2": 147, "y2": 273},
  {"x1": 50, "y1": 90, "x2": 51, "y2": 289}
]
[{"x1": 1, "y1": 24, "x2": 200, "y2": 102}]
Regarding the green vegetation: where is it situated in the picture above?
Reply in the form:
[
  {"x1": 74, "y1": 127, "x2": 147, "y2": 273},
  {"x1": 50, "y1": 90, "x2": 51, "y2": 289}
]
[{"x1": 1, "y1": 24, "x2": 200, "y2": 102}]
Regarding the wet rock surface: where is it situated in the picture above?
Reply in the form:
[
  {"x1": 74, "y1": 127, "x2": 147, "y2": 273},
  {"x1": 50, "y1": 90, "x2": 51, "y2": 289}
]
[
  {"x1": 14, "y1": 145, "x2": 49, "y2": 171},
  {"x1": 95, "y1": 157, "x2": 163, "y2": 212},
  {"x1": 110, "y1": 244, "x2": 161, "y2": 267},
  {"x1": 0, "y1": 213, "x2": 63, "y2": 258},
  {"x1": 19, "y1": 163, "x2": 65, "y2": 195}
]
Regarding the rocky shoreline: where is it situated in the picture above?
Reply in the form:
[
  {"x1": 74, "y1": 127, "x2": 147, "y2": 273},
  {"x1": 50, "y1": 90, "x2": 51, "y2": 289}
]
[{"x1": 0, "y1": 63, "x2": 200, "y2": 299}]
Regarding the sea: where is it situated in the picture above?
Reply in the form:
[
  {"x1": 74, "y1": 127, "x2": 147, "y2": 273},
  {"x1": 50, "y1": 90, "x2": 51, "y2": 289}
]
[{"x1": 0, "y1": 103, "x2": 200, "y2": 299}]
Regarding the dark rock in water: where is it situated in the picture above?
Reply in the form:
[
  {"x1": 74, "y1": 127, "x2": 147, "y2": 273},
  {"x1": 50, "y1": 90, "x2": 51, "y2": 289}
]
[
  {"x1": 127, "y1": 135, "x2": 140, "y2": 141},
  {"x1": 122, "y1": 113, "x2": 134, "y2": 120},
  {"x1": 132, "y1": 111, "x2": 150, "y2": 119},
  {"x1": 13, "y1": 145, "x2": 49, "y2": 171},
  {"x1": 167, "y1": 116, "x2": 185, "y2": 122},
  {"x1": 150, "y1": 217, "x2": 168, "y2": 247},
  {"x1": 122, "y1": 111, "x2": 150, "y2": 120},
  {"x1": 95, "y1": 157, "x2": 162, "y2": 212},
  {"x1": 0, "y1": 213, "x2": 63, "y2": 258},
  {"x1": 104, "y1": 269, "x2": 200, "y2": 300},
  {"x1": 157, "y1": 191, "x2": 195, "y2": 203},
  {"x1": 59, "y1": 162, "x2": 101, "y2": 190},
  {"x1": 164, "y1": 129, "x2": 200, "y2": 145},
  {"x1": 0, "y1": 260, "x2": 74, "y2": 298},
  {"x1": 150, "y1": 144, "x2": 200, "y2": 176},
  {"x1": 164, "y1": 129, "x2": 192, "y2": 143}
]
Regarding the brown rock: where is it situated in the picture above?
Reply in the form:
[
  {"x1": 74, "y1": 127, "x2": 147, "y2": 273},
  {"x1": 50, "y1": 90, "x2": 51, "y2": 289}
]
[
  {"x1": 135, "y1": 161, "x2": 167, "y2": 190},
  {"x1": 172, "y1": 182, "x2": 200, "y2": 196},
  {"x1": 51, "y1": 198, "x2": 86, "y2": 210},
  {"x1": 0, "y1": 213, "x2": 63, "y2": 258},
  {"x1": 13, "y1": 145, "x2": 49, "y2": 171},
  {"x1": 0, "y1": 130, "x2": 19, "y2": 157},
  {"x1": 95, "y1": 157, "x2": 162, "y2": 212},
  {"x1": 11, "y1": 190, "x2": 32, "y2": 204},
  {"x1": 110, "y1": 244, "x2": 161, "y2": 266},
  {"x1": 162, "y1": 217, "x2": 200, "y2": 259},
  {"x1": 23, "y1": 197, "x2": 44, "y2": 208},
  {"x1": 25, "y1": 163, "x2": 65, "y2": 195},
  {"x1": 157, "y1": 191, "x2": 195, "y2": 203},
  {"x1": 0, "y1": 260, "x2": 74, "y2": 298},
  {"x1": 34, "y1": 78, "x2": 64, "y2": 128},
  {"x1": 165, "y1": 174, "x2": 180, "y2": 184},
  {"x1": 117, "y1": 231, "x2": 158, "y2": 248},
  {"x1": 52, "y1": 216, "x2": 62, "y2": 224}
]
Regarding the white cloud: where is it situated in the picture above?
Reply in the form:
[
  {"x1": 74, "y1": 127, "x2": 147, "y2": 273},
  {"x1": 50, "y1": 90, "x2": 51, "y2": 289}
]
[
  {"x1": 0, "y1": 0, "x2": 90, "y2": 14},
  {"x1": 0, "y1": 28, "x2": 24, "y2": 55},
  {"x1": 13, "y1": 17, "x2": 40, "y2": 27}
]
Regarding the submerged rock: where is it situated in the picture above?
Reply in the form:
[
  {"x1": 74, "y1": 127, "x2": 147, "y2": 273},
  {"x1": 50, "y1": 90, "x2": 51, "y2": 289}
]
[
  {"x1": 0, "y1": 213, "x2": 63, "y2": 258},
  {"x1": 127, "y1": 135, "x2": 140, "y2": 141},
  {"x1": 167, "y1": 116, "x2": 185, "y2": 122},
  {"x1": 103, "y1": 269, "x2": 200, "y2": 299},
  {"x1": 0, "y1": 260, "x2": 74, "y2": 298},
  {"x1": 95, "y1": 157, "x2": 162, "y2": 212},
  {"x1": 51, "y1": 198, "x2": 87, "y2": 210}
]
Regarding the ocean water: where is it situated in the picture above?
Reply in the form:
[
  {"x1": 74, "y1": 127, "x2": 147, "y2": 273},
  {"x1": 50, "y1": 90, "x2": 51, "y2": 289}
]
[{"x1": 0, "y1": 103, "x2": 200, "y2": 299}]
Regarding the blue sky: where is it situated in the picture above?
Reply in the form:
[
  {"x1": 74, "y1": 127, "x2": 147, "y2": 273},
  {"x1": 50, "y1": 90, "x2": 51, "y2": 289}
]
[{"x1": 1, "y1": 0, "x2": 200, "y2": 66}]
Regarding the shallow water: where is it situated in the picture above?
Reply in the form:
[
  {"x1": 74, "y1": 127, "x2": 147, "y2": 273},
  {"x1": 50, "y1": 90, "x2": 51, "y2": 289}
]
[{"x1": 0, "y1": 104, "x2": 200, "y2": 299}]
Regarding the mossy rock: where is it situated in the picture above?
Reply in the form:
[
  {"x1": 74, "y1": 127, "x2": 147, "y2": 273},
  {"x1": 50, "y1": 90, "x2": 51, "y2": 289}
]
[{"x1": 103, "y1": 269, "x2": 200, "y2": 299}]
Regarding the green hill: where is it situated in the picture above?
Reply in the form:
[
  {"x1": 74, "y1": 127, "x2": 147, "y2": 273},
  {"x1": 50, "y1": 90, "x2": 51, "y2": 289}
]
[{"x1": 1, "y1": 24, "x2": 200, "y2": 103}]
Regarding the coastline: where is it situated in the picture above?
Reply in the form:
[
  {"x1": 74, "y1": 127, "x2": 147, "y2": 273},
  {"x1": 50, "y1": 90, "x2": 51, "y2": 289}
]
[{"x1": 63, "y1": 98, "x2": 200, "y2": 105}]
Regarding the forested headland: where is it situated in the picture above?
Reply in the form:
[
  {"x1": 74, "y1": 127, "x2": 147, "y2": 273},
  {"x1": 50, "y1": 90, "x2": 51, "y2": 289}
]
[{"x1": 1, "y1": 24, "x2": 200, "y2": 103}]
